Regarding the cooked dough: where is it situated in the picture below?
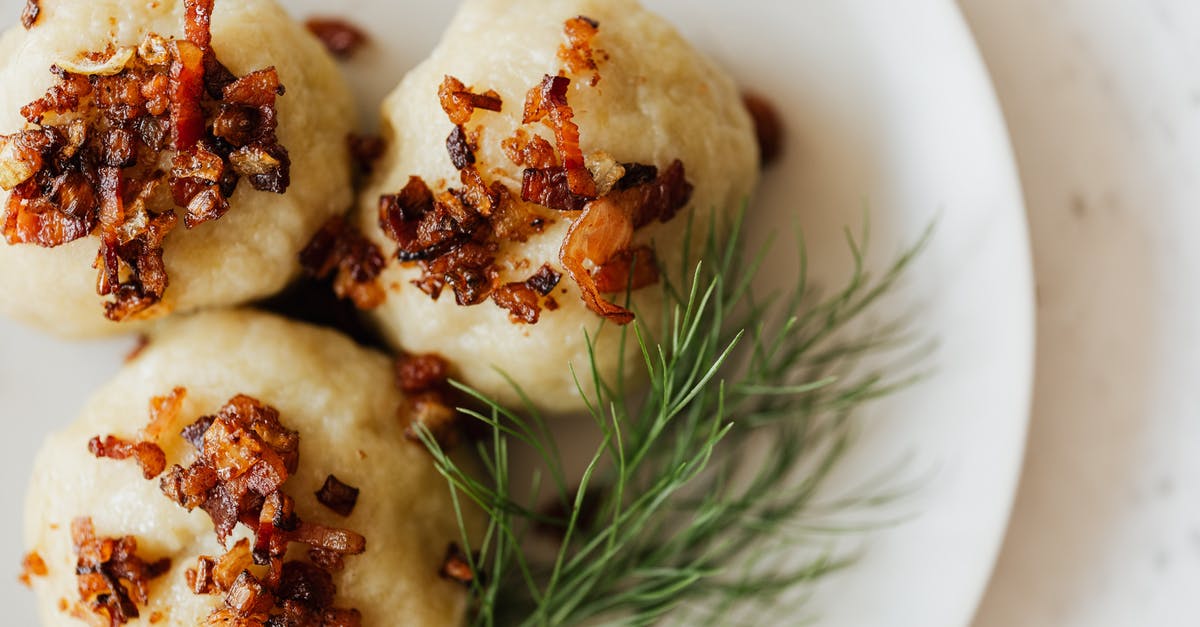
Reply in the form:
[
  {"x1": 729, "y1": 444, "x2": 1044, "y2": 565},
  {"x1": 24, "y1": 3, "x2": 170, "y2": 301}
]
[
  {"x1": 0, "y1": 0, "x2": 355, "y2": 337},
  {"x1": 23, "y1": 310, "x2": 480, "y2": 626},
  {"x1": 356, "y1": 0, "x2": 758, "y2": 413}
]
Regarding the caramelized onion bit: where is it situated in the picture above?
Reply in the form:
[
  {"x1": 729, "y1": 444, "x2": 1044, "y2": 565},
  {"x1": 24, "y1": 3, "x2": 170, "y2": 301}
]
[
  {"x1": 558, "y1": 16, "x2": 603, "y2": 85},
  {"x1": 183, "y1": 0, "x2": 214, "y2": 50},
  {"x1": 71, "y1": 517, "x2": 169, "y2": 626},
  {"x1": 438, "y1": 75, "x2": 503, "y2": 126},
  {"x1": 20, "y1": 0, "x2": 39, "y2": 30},
  {"x1": 743, "y1": 92, "x2": 784, "y2": 167},
  {"x1": 304, "y1": 17, "x2": 369, "y2": 59},
  {"x1": 299, "y1": 217, "x2": 387, "y2": 310},
  {"x1": 592, "y1": 245, "x2": 659, "y2": 293},
  {"x1": 89, "y1": 437, "x2": 167, "y2": 480},
  {"x1": 526, "y1": 264, "x2": 563, "y2": 296},
  {"x1": 559, "y1": 160, "x2": 692, "y2": 323},
  {"x1": 315, "y1": 475, "x2": 360, "y2": 518}
]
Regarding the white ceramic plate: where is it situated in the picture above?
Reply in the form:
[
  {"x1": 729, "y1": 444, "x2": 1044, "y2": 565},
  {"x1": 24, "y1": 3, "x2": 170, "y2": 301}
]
[{"x1": 0, "y1": 1, "x2": 1032, "y2": 625}]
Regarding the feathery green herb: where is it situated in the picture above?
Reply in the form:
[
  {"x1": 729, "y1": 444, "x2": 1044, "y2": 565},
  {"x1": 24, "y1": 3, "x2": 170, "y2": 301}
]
[{"x1": 417, "y1": 209, "x2": 931, "y2": 626}]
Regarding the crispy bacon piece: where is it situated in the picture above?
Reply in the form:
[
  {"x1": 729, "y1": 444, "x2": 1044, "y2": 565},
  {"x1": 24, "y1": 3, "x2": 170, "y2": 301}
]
[
  {"x1": 19, "y1": 551, "x2": 47, "y2": 587},
  {"x1": 438, "y1": 543, "x2": 478, "y2": 585},
  {"x1": 71, "y1": 517, "x2": 170, "y2": 626},
  {"x1": 743, "y1": 92, "x2": 784, "y2": 166},
  {"x1": 438, "y1": 75, "x2": 503, "y2": 126},
  {"x1": 492, "y1": 264, "x2": 563, "y2": 324},
  {"x1": 183, "y1": 0, "x2": 214, "y2": 50},
  {"x1": 521, "y1": 166, "x2": 588, "y2": 212},
  {"x1": 299, "y1": 216, "x2": 387, "y2": 309},
  {"x1": 502, "y1": 128, "x2": 557, "y2": 170},
  {"x1": 305, "y1": 17, "x2": 369, "y2": 59},
  {"x1": 523, "y1": 75, "x2": 595, "y2": 198},
  {"x1": 403, "y1": 392, "x2": 461, "y2": 451},
  {"x1": 20, "y1": 0, "x2": 39, "y2": 30},
  {"x1": 446, "y1": 125, "x2": 475, "y2": 170},
  {"x1": 395, "y1": 353, "x2": 450, "y2": 394},
  {"x1": 558, "y1": 16, "x2": 602, "y2": 85},
  {"x1": 559, "y1": 161, "x2": 692, "y2": 323},
  {"x1": 1, "y1": 10, "x2": 292, "y2": 321},
  {"x1": 315, "y1": 475, "x2": 360, "y2": 517}
]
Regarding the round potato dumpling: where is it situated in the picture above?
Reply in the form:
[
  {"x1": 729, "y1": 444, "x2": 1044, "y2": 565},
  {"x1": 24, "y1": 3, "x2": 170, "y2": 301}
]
[
  {"x1": 0, "y1": 0, "x2": 356, "y2": 337},
  {"x1": 23, "y1": 310, "x2": 481, "y2": 626},
  {"x1": 355, "y1": 0, "x2": 759, "y2": 414}
]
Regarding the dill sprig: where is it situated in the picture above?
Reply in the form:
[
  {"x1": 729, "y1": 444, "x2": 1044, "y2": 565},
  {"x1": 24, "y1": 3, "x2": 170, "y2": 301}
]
[{"x1": 417, "y1": 209, "x2": 930, "y2": 626}]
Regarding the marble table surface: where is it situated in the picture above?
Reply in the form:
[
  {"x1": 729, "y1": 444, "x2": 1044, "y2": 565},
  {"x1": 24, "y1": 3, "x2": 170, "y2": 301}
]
[{"x1": 958, "y1": 1, "x2": 1200, "y2": 625}]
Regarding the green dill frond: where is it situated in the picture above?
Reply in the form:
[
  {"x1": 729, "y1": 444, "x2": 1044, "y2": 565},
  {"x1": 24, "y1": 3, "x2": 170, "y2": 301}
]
[{"x1": 417, "y1": 207, "x2": 932, "y2": 626}]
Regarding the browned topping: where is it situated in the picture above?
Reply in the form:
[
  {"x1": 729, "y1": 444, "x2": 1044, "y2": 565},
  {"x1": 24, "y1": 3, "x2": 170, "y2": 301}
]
[
  {"x1": 523, "y1": 75, "x2": 594, "y2": 198},
  {"x1": 438, "y1": 76, "x2": 503, "y2": 127},
  {"x1": 1, "y1": 1, "x2": 291, "y2": 321},
  {"x1": 304, "y1": 17, "x2": 369, "y2": 59},
  {"x1": 743, "y1": 92, "x2": 784, "y2": 167},
  {"x1": 438, "y1": 543, "x2": 478, "y2": 586},
  {"x1": 95, "y1": 391, "x2": 365, "y2": 625},
  {"x1": 71, "y1": 517, "x2": 170, "y2": 626},
  {"x1": 315, "y1": 475, "x2": 360, "y2": 518},
  {"x1": 560, "y1": 161, "x2": 692, "y2": 323},
  {"x1": 501, "y1": 128, "x2": 557, "y2": 170},
  {"x1": 20, "y1": 0, "x2": 39, "y2": 30},
  {"x1": 376, "y1": 18, "x2": 692, "y2": 326},
  {"x1": 492, "y1": 264, "x2": 563, "y2": 324},
  {"x1": 558, "y1": 16, "x2": 603, "y2": 86},
  {"x1": 299, "y1": 216, "x2": 387, "y2": 310},
  {"x1": 18, "y1": 551, "x2": 48, "y2": 587},
  {"x1": 347, "y1": 133, "x2": 385, "y2": 174},
  {"x1": 395, "y1": 352, "x2": 450, "y2": 394},
  {"x1": 88, "y1": 387, "x2": 185, "y2": 479}
]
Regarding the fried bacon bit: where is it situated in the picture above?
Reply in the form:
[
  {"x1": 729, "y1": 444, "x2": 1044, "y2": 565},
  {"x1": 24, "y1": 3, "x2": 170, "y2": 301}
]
[
  {"x1": 560, "y1": 161, "x2": 692, "y2": 324},
  {"x1": 521, "y1": 166, "x2": 589, "y2": 212},
  {"x1": 502, "y1": 129, "x2": 557, "y2": 170},
  {"x1": 104, "y1": 392, "x2": 365, "y2": 624},
  {"x1": 404, "y1": 392, "x2": 462, "y2": 452},
  {"x1": 0, "y1": 1, "x2": 291, "y2": 321},
  {"x1": 395, "y1": 353, "x2": 450, "y2": 394},
  {"x1": 438, "y1": 76, "x2": 503, "y2": 127},
  {"x1": 20, "y1": 0, "x2": 39, "y2": 30},
  {"x1": 446, "y1": 125, "x2": 475, "y2": 171},
  {"x1": 300, "y1": 216, "x2": 387, "y2": 309},
  {"x1": 315, "y1": 475, "x2": 360, "y2": 518},
  {"x1": 19, "y1": 551, "x2": 48, "y2": 587},
  {"x1": 347, "y1": 133, "x2": 385, "y2": 174},
  {"x1": 71, "y1": 517, "x2": 170, "y2": 626},
  {"x1": 492, "y1": 264, "x2": 564, "y2": 324},
  {"x1": 592, "y1": 246, "x2": 659, "y2": 293},
  {"x1": 558, "y1": 16, "x2": 602, "y2": 86},
  {"x1": 523, "y1": 75, "x2": 596, "y2": 198},
  {"x1": 304, "y1": 17, "x2": 369, "y2": 59},
  {"x1": 438, "y1": 543, "x2": 478, "y2": 586},
  {"x1": 743, "y1": 92, "x2": 784, "y2": 167}
]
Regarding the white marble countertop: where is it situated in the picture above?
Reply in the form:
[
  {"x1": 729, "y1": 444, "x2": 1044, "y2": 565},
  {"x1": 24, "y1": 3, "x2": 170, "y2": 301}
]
[{"x1": 959, "y1": 1, "x2": 1200, "y2": 625}]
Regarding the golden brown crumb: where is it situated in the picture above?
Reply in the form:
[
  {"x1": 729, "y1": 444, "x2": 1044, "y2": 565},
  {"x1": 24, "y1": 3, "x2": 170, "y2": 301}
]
[{"x1": 18, "y1": 551, "x2": 48, "y2": 587}]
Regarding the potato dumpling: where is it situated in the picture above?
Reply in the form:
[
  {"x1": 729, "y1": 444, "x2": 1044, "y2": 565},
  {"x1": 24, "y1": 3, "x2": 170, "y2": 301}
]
[
  {"x1": 0, "y1": 0, "x2": 355, "y2": 337},
  {"x1": 355, "y1": 0, "x2": 758, "y2": 414},
  {"x1": 23, "y1": 310, "x2": 481, "y2": 626}
]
